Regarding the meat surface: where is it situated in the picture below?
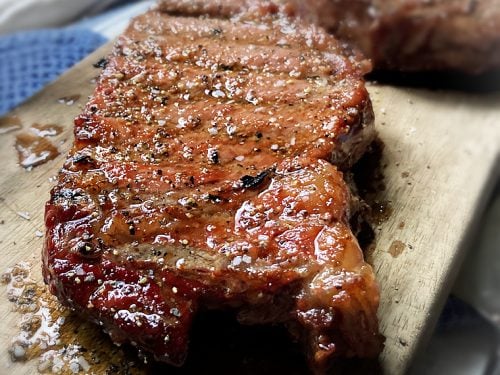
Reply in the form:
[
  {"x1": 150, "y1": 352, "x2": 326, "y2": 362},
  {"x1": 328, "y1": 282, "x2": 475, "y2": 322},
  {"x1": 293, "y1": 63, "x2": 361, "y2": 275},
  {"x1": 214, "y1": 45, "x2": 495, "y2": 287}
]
[
  {"x1": 43, "y1": 8, "x2": 382, "y2": 373},
  {"x1": 324, "y1": 0, "x2": 500, "y2": 74},
  {"x1": 159, "y1": 0, "x2": 500, "y2": 74}
]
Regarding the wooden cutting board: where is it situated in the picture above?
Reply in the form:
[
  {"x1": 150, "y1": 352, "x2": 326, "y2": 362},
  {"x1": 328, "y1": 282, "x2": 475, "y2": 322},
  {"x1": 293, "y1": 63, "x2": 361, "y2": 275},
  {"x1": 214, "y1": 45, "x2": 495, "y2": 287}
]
[{"x1": 0, "y1": 42, "x2": 499, "y2": 375}]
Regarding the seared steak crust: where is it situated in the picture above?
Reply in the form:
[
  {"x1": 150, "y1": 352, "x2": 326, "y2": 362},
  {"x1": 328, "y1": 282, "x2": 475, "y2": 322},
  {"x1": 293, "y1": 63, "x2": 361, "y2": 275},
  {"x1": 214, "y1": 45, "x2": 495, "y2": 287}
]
[
  {"x1": 159, "y1": 0, "x2": 500, "y2": 73},
  {"x1": 43, "y1": 9, "x2": 382, "y2": 372}
]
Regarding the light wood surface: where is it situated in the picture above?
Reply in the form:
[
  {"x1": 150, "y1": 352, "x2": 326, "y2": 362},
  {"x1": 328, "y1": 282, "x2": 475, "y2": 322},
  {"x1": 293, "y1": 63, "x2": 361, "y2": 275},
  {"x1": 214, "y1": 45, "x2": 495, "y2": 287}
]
[{"x1": 0, "y1": 42, "x2": 499, "y2": 374}]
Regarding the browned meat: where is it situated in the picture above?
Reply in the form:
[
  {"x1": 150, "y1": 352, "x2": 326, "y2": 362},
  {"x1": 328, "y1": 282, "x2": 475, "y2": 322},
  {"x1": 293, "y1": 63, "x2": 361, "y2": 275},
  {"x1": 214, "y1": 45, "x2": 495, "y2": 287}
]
[
  {"x1": 323, "y1": 0, "x2": 500, "y2": 74},
  {"x1": 159, "y1": 0, "x2": 500, "y2": 74},
  {"x1": 43, "y1": 8, "x2": 382, "y2": 373}
]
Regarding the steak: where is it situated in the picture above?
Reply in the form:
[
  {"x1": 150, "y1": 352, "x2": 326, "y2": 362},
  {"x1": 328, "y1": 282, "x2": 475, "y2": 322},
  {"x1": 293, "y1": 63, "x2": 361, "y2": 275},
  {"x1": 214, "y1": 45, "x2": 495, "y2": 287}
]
[
  {"x1": 323, "y1": 0, "x2": 500, "y2": 74},
  {"x1": 158, "y1": 0, "x2": 500, "y2": 74},
  {"x1": 43, "y1": 8, "x2": 382, "y2": 373}
]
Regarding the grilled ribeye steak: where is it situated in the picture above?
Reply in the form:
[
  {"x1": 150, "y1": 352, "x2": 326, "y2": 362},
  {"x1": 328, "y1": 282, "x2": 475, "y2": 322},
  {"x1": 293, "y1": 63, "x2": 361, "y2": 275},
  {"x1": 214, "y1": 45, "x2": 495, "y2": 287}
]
[
  {"x1": 159, "y1": 0, "x2": 500, "y2": 74},
  {"x1": 43, "y1": 8, "x2": 382, "y2": 372},
  {"x1": 322, "y1": 0, "x2": 500, "y2": 74}
]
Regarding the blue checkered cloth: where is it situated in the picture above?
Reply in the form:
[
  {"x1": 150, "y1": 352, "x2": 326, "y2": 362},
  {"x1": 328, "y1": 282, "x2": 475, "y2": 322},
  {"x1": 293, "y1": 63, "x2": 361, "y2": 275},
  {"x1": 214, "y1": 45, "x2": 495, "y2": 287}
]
[{"x1": 0, "y1": 27, "x2": 106, "y2": 115}]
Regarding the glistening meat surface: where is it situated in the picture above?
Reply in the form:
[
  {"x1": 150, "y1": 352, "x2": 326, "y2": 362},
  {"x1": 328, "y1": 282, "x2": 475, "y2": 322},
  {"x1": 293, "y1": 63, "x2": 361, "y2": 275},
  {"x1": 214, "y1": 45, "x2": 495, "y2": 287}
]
[
  {"x1": 159, "y1": 0, "x2": 500, "y2": 74},
  {"x1": 43, "y1": 9, "x2": 382, "y2": 373}
]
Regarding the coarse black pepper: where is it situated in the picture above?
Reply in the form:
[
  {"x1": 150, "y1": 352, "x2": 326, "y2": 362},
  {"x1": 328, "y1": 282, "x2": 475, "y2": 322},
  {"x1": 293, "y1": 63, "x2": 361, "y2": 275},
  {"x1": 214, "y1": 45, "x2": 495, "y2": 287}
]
[{"x1": 93, "y1": 58, "x2": 108, "y2": 69}]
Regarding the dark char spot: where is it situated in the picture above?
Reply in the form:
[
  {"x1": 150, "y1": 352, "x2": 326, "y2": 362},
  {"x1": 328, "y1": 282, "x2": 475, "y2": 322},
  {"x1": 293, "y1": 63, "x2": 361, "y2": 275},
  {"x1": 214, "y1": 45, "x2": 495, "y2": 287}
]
[
  {"x1": 240, "y1": 168, "x2": 274, "y2": 189},
  {"x1": 93, "y1": 58, "x2": 108, "y2": 69}
]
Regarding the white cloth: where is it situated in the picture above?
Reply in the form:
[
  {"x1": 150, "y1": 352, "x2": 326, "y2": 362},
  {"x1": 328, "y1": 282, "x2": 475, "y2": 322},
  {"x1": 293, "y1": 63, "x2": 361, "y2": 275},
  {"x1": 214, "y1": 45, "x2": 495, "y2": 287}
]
[
  {"x1": 79, "y1": 1, "x2": 153, "y2": 39},
  {"x1": 0, "y1": 0, "x2": 120, "y2": 34}
]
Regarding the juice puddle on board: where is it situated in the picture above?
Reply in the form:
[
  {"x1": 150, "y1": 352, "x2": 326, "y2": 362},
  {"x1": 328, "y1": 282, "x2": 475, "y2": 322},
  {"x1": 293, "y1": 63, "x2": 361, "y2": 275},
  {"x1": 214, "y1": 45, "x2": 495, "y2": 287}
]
[
  {"x1": 30, "y1": 124, "x2": 63, "y2": 138},
  {"x1": 14, "y1": 123, "x2": 64, "y2": 169},
  {"x1": 15, "y1": 133, "x2": 59, "y2": 169}
]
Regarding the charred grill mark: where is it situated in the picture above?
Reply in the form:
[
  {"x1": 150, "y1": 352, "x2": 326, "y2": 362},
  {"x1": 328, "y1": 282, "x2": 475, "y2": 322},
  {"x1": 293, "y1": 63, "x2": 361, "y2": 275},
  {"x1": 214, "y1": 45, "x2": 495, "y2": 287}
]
[
  {"x1": 240, "y1": 168, "x2": 275, "y2": 189},
  {"x1": 206, "y1": 194, "x2": 225, "y2": 203},
  {"x1": 51, "y1": 189, "x2": 84, "y2": 201},
  {"x1": 93, "y1": 58, "x2": 108, "y2": 69},
  {"x1": 72, "y1": 154, "x2": 95, "y2": 165}
]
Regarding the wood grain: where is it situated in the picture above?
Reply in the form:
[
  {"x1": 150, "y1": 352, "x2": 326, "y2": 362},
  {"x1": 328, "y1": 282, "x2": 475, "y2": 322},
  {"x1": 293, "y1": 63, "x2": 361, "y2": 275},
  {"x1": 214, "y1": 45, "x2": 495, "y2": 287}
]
[{"x1": 0, "y1": 41, "x2": 499, "y2": 374}]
